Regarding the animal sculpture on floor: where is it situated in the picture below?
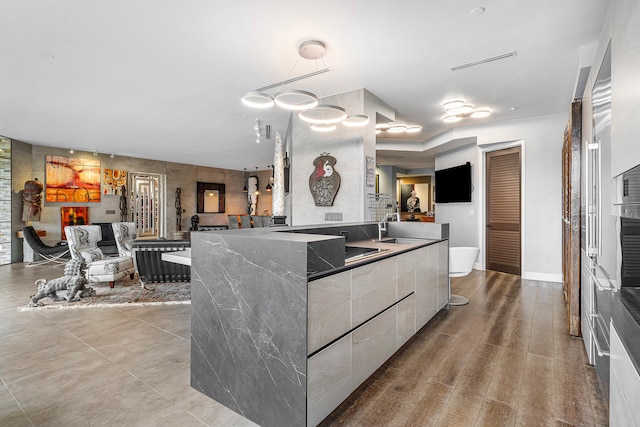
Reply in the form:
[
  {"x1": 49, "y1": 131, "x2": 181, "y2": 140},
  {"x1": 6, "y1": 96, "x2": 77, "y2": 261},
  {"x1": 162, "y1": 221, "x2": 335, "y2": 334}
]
[{"x1": 29, "y1": 259, "x2": 96, "y2": 306}]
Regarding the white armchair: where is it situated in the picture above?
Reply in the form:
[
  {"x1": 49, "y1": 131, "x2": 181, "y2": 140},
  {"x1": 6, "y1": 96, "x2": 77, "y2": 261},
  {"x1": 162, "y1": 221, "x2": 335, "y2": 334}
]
[
  {"x1": 64, "y1": 225, "x2": 135, "y2": 288},
  {"x1": 112, "y1": 222, "x2": 136, "y2": 257}
]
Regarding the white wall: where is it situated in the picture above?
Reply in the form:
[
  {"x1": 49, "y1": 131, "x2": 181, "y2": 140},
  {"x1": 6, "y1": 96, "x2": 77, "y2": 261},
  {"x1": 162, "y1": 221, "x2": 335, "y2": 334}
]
[
  {"x1": 290, "y1": 89, "x2": 394, "y2": 226},
  {"x1": 434, "y1": 113, "x2": 568, "y2": 282},
  {"x1": 434, "y1": 145, "x2": 480, "y2": 249}
]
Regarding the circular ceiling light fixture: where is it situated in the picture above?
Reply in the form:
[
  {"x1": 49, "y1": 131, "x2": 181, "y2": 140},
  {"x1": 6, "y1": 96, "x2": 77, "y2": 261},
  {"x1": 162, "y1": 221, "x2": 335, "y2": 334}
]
[
  {"x1": 274, "y1": 89, "x2": 318, "y2": 110},
  {"x1": 387, "y1": 123, "x2": 408, "y2": 133},
  {"x1": 442, "y1": 99, "x2": 465, "y2": 112},
  {"x1": 406, "y1": 125, "x2": 422, "y2": 133},
  {"x1": 311, "y1": 123, "x2": 337, "y2": 132},
  {"x1": 241, "y1": 91, "x2": 274, "y2": 108},
  {"x1": 299, "y1": 104, "x2": 347, "y2": 124},
  {"x1": 342, "y1": 114, "x2": 369, "y2": 127},
  {"x1": 447, "y1": 103, "x2": 475, "y2": 115},
  {"x1": 470, "y1": 109, "x2": 491, "y2": 118},
  {"x1": 442, "y1": 98, "x2": 491, "y2": 122},
  {"x1": 443, "y1": 115, "x2": 463, "y2": 123}
]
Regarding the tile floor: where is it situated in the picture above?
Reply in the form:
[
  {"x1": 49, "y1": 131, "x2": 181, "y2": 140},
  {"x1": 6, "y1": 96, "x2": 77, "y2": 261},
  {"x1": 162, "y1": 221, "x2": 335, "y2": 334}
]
[
  {"x1": 0, "y1": 263, "x2": 256, "y2": 427},
  {"x1": 0, "y1": 263, "x2": 608, "y2": 426}
]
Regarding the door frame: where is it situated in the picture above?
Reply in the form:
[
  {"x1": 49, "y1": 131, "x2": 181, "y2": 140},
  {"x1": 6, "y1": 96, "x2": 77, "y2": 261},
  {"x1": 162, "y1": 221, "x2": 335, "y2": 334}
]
[
  {"x1": 477, "y1": 140, "x2": 526, "y2": 276},
  {"x1": 129, "y1": 172, "x2": 167, "y2": 239}
]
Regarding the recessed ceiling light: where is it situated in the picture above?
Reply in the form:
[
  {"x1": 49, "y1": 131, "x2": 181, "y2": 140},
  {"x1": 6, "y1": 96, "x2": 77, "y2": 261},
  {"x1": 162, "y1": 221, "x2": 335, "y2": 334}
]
[
  {"x1": 470, "y1": 7, "x2": 485, "y2": 16},
  {"x1": 510, "y1": 106, "x2": 518, "y2": 111}
]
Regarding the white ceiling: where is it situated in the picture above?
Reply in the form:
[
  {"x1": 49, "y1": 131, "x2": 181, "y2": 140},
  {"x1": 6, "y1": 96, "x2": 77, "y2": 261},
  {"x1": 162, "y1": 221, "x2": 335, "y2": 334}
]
[{"x1": 0, "y1": 0, "x2": 609, "y2": 171}]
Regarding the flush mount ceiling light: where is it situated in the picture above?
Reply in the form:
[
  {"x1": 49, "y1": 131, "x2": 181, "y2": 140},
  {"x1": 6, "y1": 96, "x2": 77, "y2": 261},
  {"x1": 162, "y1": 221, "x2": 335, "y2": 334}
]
[
  {"x1": 442, "y1": 98, "x2": 491, "y2": 122},
  {"x1": 376, "y1": 122, "x2": 422, "y2": 134},
  {"x1": 242, "y1": 40, "x2": 368, "y2": 132},
  {"x1": 387, "y1": 123, "x2": 408, "y2": 133}
]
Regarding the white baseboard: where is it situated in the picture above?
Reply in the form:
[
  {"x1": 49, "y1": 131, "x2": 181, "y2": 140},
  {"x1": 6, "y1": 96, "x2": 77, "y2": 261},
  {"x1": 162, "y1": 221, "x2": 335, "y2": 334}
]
[{"x1": 522, "y1": 271, "x2": 563, "y2": 283}]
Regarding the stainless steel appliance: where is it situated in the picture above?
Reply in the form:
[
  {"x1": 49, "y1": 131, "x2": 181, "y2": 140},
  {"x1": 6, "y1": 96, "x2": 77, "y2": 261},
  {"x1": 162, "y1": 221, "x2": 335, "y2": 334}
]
[
  {"x1": 618, "y1": 166, "x2": 640, "y2": 286},
  {"x1": 581, "y1": 42, "x2": 615, "y2": 400}
]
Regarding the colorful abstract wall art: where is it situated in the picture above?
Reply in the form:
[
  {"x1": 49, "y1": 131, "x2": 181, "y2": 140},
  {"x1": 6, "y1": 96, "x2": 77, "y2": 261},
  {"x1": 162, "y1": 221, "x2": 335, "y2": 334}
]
[
  {"x1": 103, "y1": 169, "x2": 128, "y2": 196},
  {"x1": 45, "y1": 155, "x2": 101, "y2": 202},
  {"x1": 60, "y1": 206, "x2": 89, "y2": 239}
]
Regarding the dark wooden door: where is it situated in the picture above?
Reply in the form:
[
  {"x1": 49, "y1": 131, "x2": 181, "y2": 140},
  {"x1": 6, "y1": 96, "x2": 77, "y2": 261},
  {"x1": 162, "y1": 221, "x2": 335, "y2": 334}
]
[
  {"x1": 486, "y1": 146, "x2": 521, "y2": 275},
  {"x1": 562, "y1": 100, "x2": 582, "y2": 336}
]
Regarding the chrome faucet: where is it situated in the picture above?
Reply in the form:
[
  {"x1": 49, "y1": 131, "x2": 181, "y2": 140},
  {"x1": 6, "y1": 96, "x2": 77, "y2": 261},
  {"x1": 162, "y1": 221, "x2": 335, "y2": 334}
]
[{"x1": 378, "y1": 212, "x2": 400, "y2": 241}]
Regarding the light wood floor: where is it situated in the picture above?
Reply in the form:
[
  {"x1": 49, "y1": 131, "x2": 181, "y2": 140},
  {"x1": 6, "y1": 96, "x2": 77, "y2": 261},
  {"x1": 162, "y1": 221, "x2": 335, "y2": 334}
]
[{"x1": 320, "y1": 269, "x2": 609, "y2": 427}]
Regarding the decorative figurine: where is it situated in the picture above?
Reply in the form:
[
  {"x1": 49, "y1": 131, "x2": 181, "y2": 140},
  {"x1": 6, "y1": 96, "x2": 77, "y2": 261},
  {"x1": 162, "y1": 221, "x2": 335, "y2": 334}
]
[
  {"x1": 119, "y1": 185, "x2": 128, "y2": 222},
  {"x1": 175, "y1": 187, "x2": 182, "y2": 231},
  {"x1": 29, "y1": 259, "x2": 95, "y2": 306},
  {"x1": 22, "y1": 178, "x2": 44, "y2": 221},
  {"x1": 190, "y1": 214, "x2": 200, "y2": 231}
]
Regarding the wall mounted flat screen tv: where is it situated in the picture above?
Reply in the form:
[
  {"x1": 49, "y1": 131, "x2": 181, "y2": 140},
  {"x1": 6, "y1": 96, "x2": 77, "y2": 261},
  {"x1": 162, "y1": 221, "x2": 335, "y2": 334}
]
[{"x1": 435, "y1": 162, "x2": 472, "y2": 203}]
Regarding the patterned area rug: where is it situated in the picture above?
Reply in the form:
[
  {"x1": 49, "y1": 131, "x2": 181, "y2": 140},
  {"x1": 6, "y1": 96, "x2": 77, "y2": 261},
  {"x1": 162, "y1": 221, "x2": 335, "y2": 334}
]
[{"x1": 18, "y1": 275, "x2": 190, "y2": 310}]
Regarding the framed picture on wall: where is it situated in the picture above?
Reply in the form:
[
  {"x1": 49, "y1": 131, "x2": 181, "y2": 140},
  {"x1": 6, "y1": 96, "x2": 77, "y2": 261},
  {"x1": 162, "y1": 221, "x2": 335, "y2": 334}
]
[
  {"x1": 60, "y1": 206, "x2": 89, "y2": 239},
  {"x1": 45, "y1": 155, "x2": 101, "y2": 202}
]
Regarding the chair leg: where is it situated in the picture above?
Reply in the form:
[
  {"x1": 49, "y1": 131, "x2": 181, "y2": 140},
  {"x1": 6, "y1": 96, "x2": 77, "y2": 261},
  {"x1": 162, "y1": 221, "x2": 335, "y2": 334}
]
[
  {"x1": 129, "y1": 273, "x2": 135, "y2": 279},
  {"x1": 26, "y1": 250, "x2": 71, "y2": 267}
]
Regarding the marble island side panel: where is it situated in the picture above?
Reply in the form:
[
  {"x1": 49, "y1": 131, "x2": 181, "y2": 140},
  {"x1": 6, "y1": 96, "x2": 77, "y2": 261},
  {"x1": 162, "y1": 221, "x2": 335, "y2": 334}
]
[{"x1": 190, "y1": 231, "x2": 341, "y2": 427}]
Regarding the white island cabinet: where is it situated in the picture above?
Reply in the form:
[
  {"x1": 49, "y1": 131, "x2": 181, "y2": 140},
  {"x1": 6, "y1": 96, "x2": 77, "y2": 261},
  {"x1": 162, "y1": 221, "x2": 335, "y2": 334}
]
[
  {"x1": 610, "y1": 322, "x2": 640, "y2": 426},
  {"x1": 307, "y1": 240, "x2": 449, "y2": 426}
]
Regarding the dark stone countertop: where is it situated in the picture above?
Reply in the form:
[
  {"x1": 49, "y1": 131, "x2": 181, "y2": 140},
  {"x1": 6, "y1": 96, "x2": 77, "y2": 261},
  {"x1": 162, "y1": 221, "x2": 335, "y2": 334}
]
[{"x1": 612, "y1": 287, "x2": 640, "y2": 374}]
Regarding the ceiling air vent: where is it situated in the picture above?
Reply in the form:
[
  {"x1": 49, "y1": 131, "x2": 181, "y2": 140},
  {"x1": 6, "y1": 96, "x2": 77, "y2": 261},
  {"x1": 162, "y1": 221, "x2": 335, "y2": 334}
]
[{"x1": 450, "y1": 51, "x2": 517, "y2": 71}]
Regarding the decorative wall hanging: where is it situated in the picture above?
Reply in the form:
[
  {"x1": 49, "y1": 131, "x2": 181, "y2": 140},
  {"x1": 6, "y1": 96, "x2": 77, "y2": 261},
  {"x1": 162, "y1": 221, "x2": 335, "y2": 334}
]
[
  {"x1": 45, "y1": 155, "x2": 101, "y2": 202},
  {"x1": 22, "y1": 178, "x2": 44, "y2": 221},
  {"x1": 309, "y1": 153, "x2": 340, "y2": 206},
  {"x1": 103, "y1": 169, "x2": 128, "y2": 195},
  {"x1": 366, "y1": 156, "x2": 375, "y2": 187},
  {"x1": 60, "y1": 206, "x2": 89, "y2": 239}
]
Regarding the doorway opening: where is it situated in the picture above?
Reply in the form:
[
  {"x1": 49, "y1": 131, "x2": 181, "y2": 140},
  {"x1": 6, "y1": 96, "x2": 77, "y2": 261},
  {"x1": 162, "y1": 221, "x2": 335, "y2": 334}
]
[
  {"x1": 129, "y1": 172, "x2": 166, "y2": 239},
  {"x1": 396, "y1": 175, "x2": 435, "y2": 221}
]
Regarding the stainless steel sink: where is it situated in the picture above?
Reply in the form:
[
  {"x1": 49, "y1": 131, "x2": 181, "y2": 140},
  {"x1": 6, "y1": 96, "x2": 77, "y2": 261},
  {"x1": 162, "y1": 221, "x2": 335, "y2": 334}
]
[
  {"x1": 344, "y1": 246, "x2": 391, "y2": 263},
  {"x1": 379, "y1": 237, "x2": 427, "y2": 245}
]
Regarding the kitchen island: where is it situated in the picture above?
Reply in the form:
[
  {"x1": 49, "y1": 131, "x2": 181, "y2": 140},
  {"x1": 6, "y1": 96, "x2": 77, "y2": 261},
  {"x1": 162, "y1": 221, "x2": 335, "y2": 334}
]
[{"x1": 190, "y1": 221, "x2": 449, "y2": 427}]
